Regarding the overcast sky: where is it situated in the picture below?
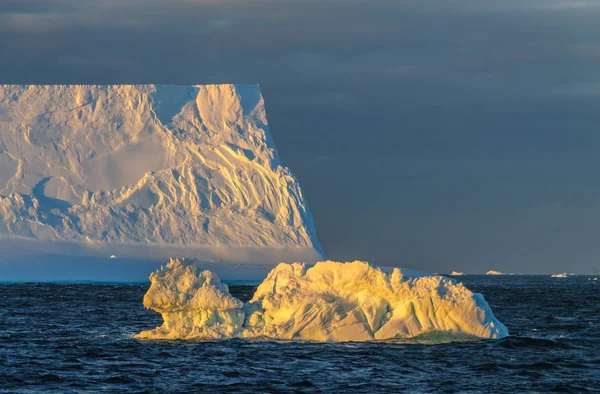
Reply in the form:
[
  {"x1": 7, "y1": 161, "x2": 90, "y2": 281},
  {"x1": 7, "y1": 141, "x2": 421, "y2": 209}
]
[{"x1": 2, "y1": 0, "x2": 600, "y2": 273}]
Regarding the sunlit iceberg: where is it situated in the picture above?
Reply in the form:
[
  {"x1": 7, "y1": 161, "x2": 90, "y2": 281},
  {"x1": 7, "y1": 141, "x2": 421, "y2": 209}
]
[
  {"x1": 137, "y1": 259, "x2": 508, "y2": 341},
  {"x1": 486, "y1": 270, "x2": 503, "y2": 275}
]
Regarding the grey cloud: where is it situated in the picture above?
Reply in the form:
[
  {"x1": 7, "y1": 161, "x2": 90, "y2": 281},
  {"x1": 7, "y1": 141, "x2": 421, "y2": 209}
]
[{"x1": 551, "y1": 82, "x2": 600, "y2": 97}]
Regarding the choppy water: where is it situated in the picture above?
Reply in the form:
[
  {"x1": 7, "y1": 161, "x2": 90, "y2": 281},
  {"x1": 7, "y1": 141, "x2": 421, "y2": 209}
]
[{"x1": 0, "y1": 276, "x2": 598, "y2": 393}]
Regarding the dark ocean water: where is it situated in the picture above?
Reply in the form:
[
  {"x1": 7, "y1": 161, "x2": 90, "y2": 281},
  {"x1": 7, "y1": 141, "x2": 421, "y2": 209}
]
[{"x1": 0, "y1": 276, "x2": 598, "y2": 393}]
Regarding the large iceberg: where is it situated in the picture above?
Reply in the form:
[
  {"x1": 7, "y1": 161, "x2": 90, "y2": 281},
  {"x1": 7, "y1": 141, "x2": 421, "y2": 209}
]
[
  {"x1": 0, "y1": 84, "x2": 322, "y2": 280},
  {"x1": 137, "y1": 259, "x2": 509, "y2": 341}
]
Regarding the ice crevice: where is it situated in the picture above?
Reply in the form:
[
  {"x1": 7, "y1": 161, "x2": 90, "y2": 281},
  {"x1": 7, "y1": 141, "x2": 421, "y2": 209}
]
[{"x1": 137, "y1": 259, "x2": 509, "y2": 342}]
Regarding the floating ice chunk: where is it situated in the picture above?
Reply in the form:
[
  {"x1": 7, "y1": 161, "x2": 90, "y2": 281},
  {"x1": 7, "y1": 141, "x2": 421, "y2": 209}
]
[
  {"x1": 137, "y1": 259, "x2": 244, "y2": 340},
  {"x1": 551, "y1": 273, "x2": 568, "y2": 278},
  {"x1": 450, "y1": 271, "x2": 464, "y2": 276},
  {"x1": 138, "y1": 259, "x2": 508, "y2": 341},
  {"x1": 486, "y1": 270, "x2": 503, "y2": 275},
  {"x1": 109, "y1": 255, "x2": 117, "y2": 259}
]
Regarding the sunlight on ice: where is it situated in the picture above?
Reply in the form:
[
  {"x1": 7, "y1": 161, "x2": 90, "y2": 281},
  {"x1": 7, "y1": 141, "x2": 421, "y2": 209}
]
[
  {"x1": 137, "y1": 259, "x2": 509, "y2": 341},
  {"x1": 486, "y1": 270, "x2": 503, "y2": 275}
]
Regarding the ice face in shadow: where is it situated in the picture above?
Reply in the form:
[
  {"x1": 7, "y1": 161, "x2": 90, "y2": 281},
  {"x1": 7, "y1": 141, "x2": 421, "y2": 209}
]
[{"x1": 137, "y1": 259, "x2": 509, "y2": 341}]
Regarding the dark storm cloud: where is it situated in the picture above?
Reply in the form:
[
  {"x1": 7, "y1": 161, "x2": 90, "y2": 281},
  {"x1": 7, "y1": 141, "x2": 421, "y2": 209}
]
[{"x1": 2, "y1": 0, "x2": 600, "y2": 273}]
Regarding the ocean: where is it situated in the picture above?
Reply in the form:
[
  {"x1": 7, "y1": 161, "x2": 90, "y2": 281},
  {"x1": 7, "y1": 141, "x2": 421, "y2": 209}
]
[{"x1": 0, "y1": 275, "x2": 598, "y2": 393}]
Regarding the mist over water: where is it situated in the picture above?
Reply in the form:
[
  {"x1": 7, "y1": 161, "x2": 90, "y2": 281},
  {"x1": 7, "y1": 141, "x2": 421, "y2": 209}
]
[{"x1": 1, "y1": 275, "x2": 598, "y2": 392}]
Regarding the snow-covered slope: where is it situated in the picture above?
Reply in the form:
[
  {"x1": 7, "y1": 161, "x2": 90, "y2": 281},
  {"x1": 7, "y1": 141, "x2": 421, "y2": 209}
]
[
  {"x1": 137, "y1": 259, "x2": 508, "y2": 341},
  {"x1": 0, "y1": 85, "x2": 322, "y2": 272}
]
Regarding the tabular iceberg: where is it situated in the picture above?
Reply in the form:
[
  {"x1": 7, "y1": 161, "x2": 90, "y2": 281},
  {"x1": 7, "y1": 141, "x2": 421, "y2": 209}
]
[
  {"x1": 137, "y1": 259, "x2": 509, "y2": 341},
  {"x1": 0, "y1": 84, "x2": 323, "y2": 279}
]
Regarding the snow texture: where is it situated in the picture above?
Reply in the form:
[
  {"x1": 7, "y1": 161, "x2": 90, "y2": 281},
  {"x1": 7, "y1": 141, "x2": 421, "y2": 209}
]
[
  {"x1": 0, "y1": 85, "x2": 322, "y2": 265},
  {"x1": 137, "y1": 259, "x2": 509, "y2": 341}
]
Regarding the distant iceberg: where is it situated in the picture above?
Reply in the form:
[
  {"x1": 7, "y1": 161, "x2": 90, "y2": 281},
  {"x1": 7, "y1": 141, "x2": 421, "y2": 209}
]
[
  {"x1": 486, "y1": 270, "x2": 503, "y2": 275},
  {"x1": 551, "y1": 273, "x2": 568, "y2": 278},
  {"x1": 137, "y1": 259, "x2": 509, "y2": 341},
  {"x1": 449, "y1": 271, "x2": 464, "y2": 276}
]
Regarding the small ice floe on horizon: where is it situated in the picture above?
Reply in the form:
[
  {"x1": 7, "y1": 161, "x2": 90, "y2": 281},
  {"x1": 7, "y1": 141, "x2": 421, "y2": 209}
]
[
  {"x1": 109, "y1": 255, "x2": 117, "y2": 259},
  {"x1": 486, "y1": 270, "x2": 503, "y2": 275},
  {"x1": 551, "y1": 273, "x2": 568, "y2": 278},
  {"x1": 449, "y1": 271, "x2": 464, "y2": 276},
  {"x1": 136, "y1": 258, "x2": 509, "y2": 342}
]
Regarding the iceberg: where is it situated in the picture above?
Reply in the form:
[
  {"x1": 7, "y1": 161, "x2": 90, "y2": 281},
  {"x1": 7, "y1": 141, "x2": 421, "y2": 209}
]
[
  {"x1": 486, "y1": 270, "x2": 503, "y2": 275},
  {"x1": 137, "y1": 259, "x2": 509, "y2": 341},
  {"x1": 0, "y1": 84, "x2": 323, "y2": 280},
  {"x1": 551, "y1": 273, "x2": 568, "y2": 278},
  {"x1": 450, "y1": 271, "x2": 464, "y2": 276}
]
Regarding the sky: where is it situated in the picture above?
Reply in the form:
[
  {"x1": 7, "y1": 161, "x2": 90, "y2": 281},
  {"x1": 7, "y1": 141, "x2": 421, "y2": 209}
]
[{"x1": 2, "y1": 0, "x2": 600, "y2": 273}]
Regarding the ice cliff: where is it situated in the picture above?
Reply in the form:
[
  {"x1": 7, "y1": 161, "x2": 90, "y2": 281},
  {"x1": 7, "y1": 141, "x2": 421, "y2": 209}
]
[
  {"x1": 137, "y1": 259, "x2": 509, "y2": 341},
  {"x1": 0, "y1": 85, "x2": 322, "y2": 265}
]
